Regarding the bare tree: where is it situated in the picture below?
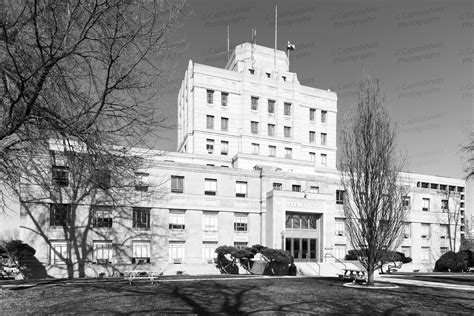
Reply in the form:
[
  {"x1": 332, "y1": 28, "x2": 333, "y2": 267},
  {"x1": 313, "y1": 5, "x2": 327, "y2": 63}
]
[
  {"x1": 0, "y1": 0, "x2": 186, "y2": 191},
  {"x1": 439, "y1": 188, "x2": 463, "y2": 252},
  {"x1": 339, "y1": 76, "x2": 408, "y2": 286},
  {"x1": 464, "y1": 139, "x2": 474, "y2": 179}
]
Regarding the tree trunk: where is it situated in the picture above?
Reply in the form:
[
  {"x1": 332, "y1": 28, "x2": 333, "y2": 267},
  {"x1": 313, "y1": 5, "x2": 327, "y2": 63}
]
[
  {"x1": 367, "y1": 269, "x2": 375, "y2": 286},
  {"x1": 78, "y1": 261, "x2": 85, "y2": 278},
  {"x1": 67, "y1": 262, "x2": 74, "y2": 279}
]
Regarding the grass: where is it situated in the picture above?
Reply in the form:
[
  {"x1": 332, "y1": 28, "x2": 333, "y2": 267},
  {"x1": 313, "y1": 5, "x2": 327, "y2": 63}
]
[{"x1": 1, "y1": 276, "x2": 474, "y2": 314}]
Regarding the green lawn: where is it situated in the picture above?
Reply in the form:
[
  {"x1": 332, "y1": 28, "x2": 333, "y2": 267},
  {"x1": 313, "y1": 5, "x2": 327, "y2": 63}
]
[{"x1": 1, "y1": 276, "x2": 473, "y2": 314}]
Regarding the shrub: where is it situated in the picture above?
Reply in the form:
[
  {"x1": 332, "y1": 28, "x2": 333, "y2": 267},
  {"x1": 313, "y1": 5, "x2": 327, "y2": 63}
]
[{"x1": 434, "y1": 251, "x2": 467, "y2": 272}]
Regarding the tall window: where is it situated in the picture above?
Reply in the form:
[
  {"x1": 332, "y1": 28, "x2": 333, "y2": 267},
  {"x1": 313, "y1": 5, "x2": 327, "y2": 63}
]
[
  {"x1": 93, "y1": 241, "x2": 113, "y2": 263},
  {"x1": 50, "y1": 241, "x2": 69, "y2": 264},
  {"x1": 440, "y1": 224, "x2": 448, "y2": 239},
  {"x1": 309, "y1": 131, "x2": 315, "y2": 143},
  {"x1": 284, "y1": 102, "x2": 292, "y2": 116},
  {"x1": 401, "y1": 246, "x2": 411, "y2": 258},
  {"x1": 171, "y1": 175, "x2": 184, "y2": 193},
  {"x1": 268, "y1": 145, "x2": 276, "y2": 157},
  {"x1": 221, "y1": 141, "x2": 229, "y2": 155},
  {"x1": 50, "y1": 204, "x2": 72, "y2": 227},
  {"x1": 309, "y1": 152, "x2": 315, "y2": 162},
  {"x1": 95, "y1": 169, "x2": 111, "y2": 190},
  {"x1": 169, "y1": 241, "x2": 185, "y2": 263},
  {"x1": 421, "y1": 247, "x2": 430, "y2": 262},
  {"x1": 92, "y1": 206, "x2": 113, "y2": 228},
  {"x1": 403, "y1": 223, "x2": 411, "y2": 238},
  {"x1": 268, "y1": 100, "x2": 275, "y2": 114},
  {"x1": 422, "y1": 198, "x2": 430, "y2": 211},
  {"x1": 205, "y1": 178, "x2": 217, "y2": 195},
  {"x1": 441, "y1": 199, "x2": 448, "y2": 212},
  {"x1": 133, "y1": 208, "x2": 150, "y2": 229},
  {"x1": 221, "y1": 92, "x2": 228, "y2": 106},
  {"x1": 321, "y1": 110, "x2": 327, "y2": 123},
  {"x1": 321, "y1": 153, "x2": 327, "y2": 166},
  {"x1": 273, "y1": 183, "x2": 282, "y2": 190},
  {"x1": 251, "y1": 121, "x2": 259, "y2": 134},
  {"x1": 234, "y1": 242, "x2": 248, "y2": 250},
  {"x1": 169, "y1": 210, "x2": 185, "y2": 230},
  {"x1": 335, "y1": 219, "x2": 345, "y2": 236},
  {"x1": 52, "y1": 166, "x2": 69, "y2": 187},
  {"x1": 206, "y1": 115, "x2": 214, "y2": 129},
  {"x1": 336, "y1": 190, "x2": 345, "y2": 205},
  {"x1": 252, "y1": 143, "x2": 260, "y2": 155},
  {"x1": 309, "y1": 108, "x2": 315, "y2": 121},
  {"x1": 285, "y1": 212, "x2": 318, "y2": 230},
  {"x1": 203, "y1": 242, "x2": 218, "y2": 262},
  {"x1": 268, "y1": 124, "x2": 275, "y2": 136},
  {"x1": 251, "y1": 96, "x2": 259, "y2": 110},
  {"x1": 203, "y1": 212, "x2": 218, "y2": 232},
  {"x1": 207, "y1": 89, "x2": 214, "y2": 104},
  {"x1": 403, "y1": 196, "x2": 410, "y2": 210},
  {"x1": 285, "y1": 147, "x2": 292, "y2": 159},
  {"x1": 421, "y1": 223, "x2": 431, "y2": 239},
  {"x1": 135, "y1": 172, "x2": 149, "y2": 192},
  {"x1": 221, "y1": 117, "x2": 229, "y2": 131},
  {"x1": 234, "y1": 213, "x2": 248, "y2": 232},
  {"x1": 236, "y1": 181, "x2": 248, "y2": 198},
  {"x1": 292, "y1": 185, "x2": 301, "y2": 192},
  {"x1": 284, "y1": 126, "x2": 291, "y2": 138},
  {"x1": 206, "y1": 139, "x2": 214, "y2": 154},
  {"x1": 132, "y1": 241, "x2": 151, "y2": 264},
  {"x1": 320, "y1": 133, "x2": 327, "y2": 145}
]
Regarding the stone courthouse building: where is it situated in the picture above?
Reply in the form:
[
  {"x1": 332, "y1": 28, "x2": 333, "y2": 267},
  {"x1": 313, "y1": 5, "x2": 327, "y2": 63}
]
[{"x1": 16, "y1": 43, "x2": 472, "y2": 277}]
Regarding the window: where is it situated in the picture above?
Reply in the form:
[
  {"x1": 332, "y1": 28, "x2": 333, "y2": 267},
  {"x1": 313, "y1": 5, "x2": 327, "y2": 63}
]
[
  {"x1": 234, "y1": 242, "x2": 248, "y2": 249},
  {"x1": 221, "y1": 92, "x2": 228, "y2": 106},
  {"x1": 431, "y1": 183, "x2": 438, "y2": 189},
  {"x1": 221, "y1": 117, "x2": 229, "y2": 131},
  {"x1": 321, "y1": 110, "x2": 327, "y2": 123},
  {"x1": 441, "y1": 199, "x2": 448, "y2": 212},
  {"x1": 236, "y1": 181, "x2": 247, "y2": 198},
  {"x1": 169, "y1": 210, "x2": 185, "y2": 230},
  {"x1": 292, "y1": 185, "x2": 301, "y2": 192},
  {"x1": 309, "y1": 108, "x2": 315, "y2": 121},
  {"x1": 403, "y1": 223, "x2": 411, "y2": 238},
  {"x1": 321, "y1": 153, "x2": 327, "y2": 166},
  {"x1": 203, "y1": 242, "x2": 217, "y2": 262},
  {"x1": 92, "y1": 206, "x2": 113, "y2": 228},
  {"x1": 132, "y1": 241, "x2": 151, "y2": 264},
  {"x1": 268, "y1": 100, "x2": 275, "y2": 114},
  {"x1": 309, "y1": 131, "x2": 315, "y2": 143},
  {"x1": 421, "y1": 247, "x2": 430, "y2": 262},
  {"x1": 309, "y1": 152, "x2": 315, "y2": 162},
  {"x1": 268, "y1": 145, "x2": 276, "y2": 157},
  {"x1": 251, "y1": 96, "x2": 259, "y2": 110},
  {"x1": 439, "y1": 184, "x2": 447, "y2": 190},
  {"x1": 285, "y1": 212, "x2": 318, "y2": 230},
  {"x1": 334, "y1": 245, "x2": 346, "y2": 260},
  {"x1": 50, "y1": 241, "x2": 69, "y2": 264},
  {"x1": 207, "y1": 90, "x2": 214, "y2": 104},
  {"x1": 251, "y1": 121, "x2": 259, "y2": 134},
  {"x1": 249, "y1": 69, "x2": 255, "y2": 74},
  {"x1": 310, "y1": 186, "x2": 319, "y2": 193},
  {"x1": 440, "y1": 224, "x2": 448, "y2": 239},
  {"x1": 50, "y1": 204, "x2": 72, "y2": 227},
  {"x1": 133, "y1": 208, "x2": 150, "y2": 229},
  {"x1": 421, "y1": 223, "x2": 430, "y2": 239},
  {"x1": 252, "y1": 143, "x2": 260, "y2": 155},
  {"x1": 234, "y1": 213, "x2": 248, "y2": 232},
  {"x1": 205, "y1": 178, "x2": 217, "y2": 195},
  {"x1": 273, "y1": 183, "x2": 282, "y2": 190},
  {"x1": 321, "y1": 133, "x2": 327, "y2": 145},
  {"x1": 135, "y1": 172, "x2": 149, "y2": 192},
  {"x1": 282, "y1": 76, "x2": 286, "y2": 81},
  {"x1": 93, "y1": 241, "x2": 112, "y2": 263},
  {"x1": 284, "y1": 102, "x2": 291, "y2": 116},
  {"x1": 335, "y1": 219, "x2": 345, "y2": 236},
  {"x1": 221, "y1": 141, "x2": 229, "y2": 155},
  {"x1": 203, "y1": 212, "x2": 218, "y2": 232},
  {"x1": 422, "y1": 198, "x2": 430, "y2": 211},
  {"x1": 440, "y1": 247, "x2": 449, "y2": 255},
  {"x1": 284, "y1": 126, "x2": 291, "y2": 138},
  {"x1": 401, "y1": 246, "x2": 411, "y2": 258},
  {"x1": 266, "y1": 72, "x2": 271, "y2": 78},
  {"x1": 268, "y1": 124, "x2": 275, "y2": 136},
  {"x1": 403, "y1": 196, "x2": 410, "y2": 210},
  {"x1": 52, "y1": 166, "x2": 69, "y2": 187},
  {"x1": 206, "y1": 139, "x2": 214, "y2": 154},
  {"x1": 171, "y1": 175, "x2": 184, "y2": 193},
  {"x1": 206, "y1": 115, "x2": 214, "y2": 129},
  {"x1": 169, "y1": 241, "x2": 185, "y2": 264},
  {"x1": 285, "y1": 147, "x2": 292, "y2": 159},
  {"x1": 421, "y1": 182, "x2": 429, "y2": 188},
  {"x1": 336, "y1": 190, "x2": 344, "y2": 205},
  {"x1": 95, "y1": 169, "x2": 111, "y2": 190}
]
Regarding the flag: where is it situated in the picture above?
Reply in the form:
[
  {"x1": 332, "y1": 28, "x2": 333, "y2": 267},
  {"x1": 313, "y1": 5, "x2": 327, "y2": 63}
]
[{"x1": 287, "y1": 41, "x2": 295, "y2": 51}]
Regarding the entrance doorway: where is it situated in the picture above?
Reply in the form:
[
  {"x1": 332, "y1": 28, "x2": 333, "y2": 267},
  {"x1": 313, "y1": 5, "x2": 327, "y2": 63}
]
[{"x1": 285, "y1": 238, "x2": 318, "y2": 261}]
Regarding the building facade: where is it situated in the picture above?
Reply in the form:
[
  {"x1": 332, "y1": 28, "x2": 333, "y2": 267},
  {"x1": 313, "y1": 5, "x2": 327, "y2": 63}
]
[{"x1": 16, "y1": 43, "x2": 472, "y2": 277}]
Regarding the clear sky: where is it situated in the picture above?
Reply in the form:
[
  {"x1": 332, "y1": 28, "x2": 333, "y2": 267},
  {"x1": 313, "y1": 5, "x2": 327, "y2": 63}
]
[{"x1": 154, "y1": 0, "x2": 473, "y2": 179}]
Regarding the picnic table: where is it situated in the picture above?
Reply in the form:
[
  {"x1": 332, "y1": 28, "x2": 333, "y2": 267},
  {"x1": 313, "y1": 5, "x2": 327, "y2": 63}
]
[{"x1": 125, "y1": 270, "x2": 161, "y2": 285}]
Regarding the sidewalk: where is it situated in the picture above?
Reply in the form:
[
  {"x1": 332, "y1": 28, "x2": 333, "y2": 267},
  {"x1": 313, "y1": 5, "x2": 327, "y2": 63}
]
[{"x1": 378, "y1": 275, "x2": 474, "y2": 292}]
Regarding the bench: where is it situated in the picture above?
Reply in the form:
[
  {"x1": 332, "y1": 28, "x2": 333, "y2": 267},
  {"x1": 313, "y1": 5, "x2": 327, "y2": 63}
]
[
  {"x1": 338, "y1": 268, "x2": 367, "y2": 283},
  {"x1": 125, "y1": 270, "x2": 161, "y2": 285}
]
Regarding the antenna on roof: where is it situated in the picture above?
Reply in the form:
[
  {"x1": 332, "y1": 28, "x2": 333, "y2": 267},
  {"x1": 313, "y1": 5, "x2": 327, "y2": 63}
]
[
  {"x1": 287, "y1": 41, "x2": 295, "y2": 69},
  {"x1": 251, "y1": 28, "x2": 256, "y2": 69}
]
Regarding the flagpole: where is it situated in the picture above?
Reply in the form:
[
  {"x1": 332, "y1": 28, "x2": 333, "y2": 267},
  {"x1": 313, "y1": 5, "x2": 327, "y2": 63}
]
[
  {"x1": 274, "y1": 5, "x2": 277, "y2": 70},
  {"x1": 227, "y1": 25, "x2": 230, "y2": 62}
]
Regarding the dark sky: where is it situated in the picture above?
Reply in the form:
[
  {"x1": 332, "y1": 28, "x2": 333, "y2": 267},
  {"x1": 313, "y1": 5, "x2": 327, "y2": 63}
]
[{"x1": 154, "y1": 0, "x2": 473, "y2": 179}]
